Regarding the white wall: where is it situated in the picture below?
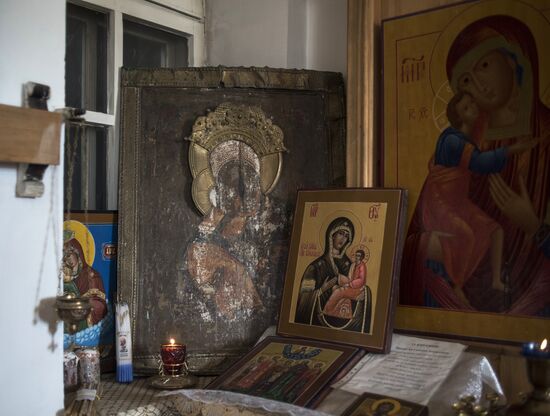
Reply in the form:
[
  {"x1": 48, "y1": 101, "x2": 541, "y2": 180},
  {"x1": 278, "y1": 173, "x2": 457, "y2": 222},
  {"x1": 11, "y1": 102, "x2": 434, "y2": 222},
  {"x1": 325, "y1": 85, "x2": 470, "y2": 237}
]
[
  {"x1": 206, "y1": 0, "x2": 291, "y2": 68},
  {"x1": 206, "y1": 0, "x2": 347, "y2": 75},
  {"x1": 304, "y1": 0, "x2": 347, "y2": 74},
  {"x1": 0, "y1": 0, "x2": 65, "y2": 414}
]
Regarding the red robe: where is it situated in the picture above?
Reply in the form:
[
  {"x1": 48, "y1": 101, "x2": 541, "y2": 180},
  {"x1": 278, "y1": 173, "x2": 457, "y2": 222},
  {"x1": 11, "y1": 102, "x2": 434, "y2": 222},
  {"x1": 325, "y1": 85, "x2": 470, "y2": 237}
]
[{"x1": 323, "y1": 262, "x2": 366, "y2": 318}]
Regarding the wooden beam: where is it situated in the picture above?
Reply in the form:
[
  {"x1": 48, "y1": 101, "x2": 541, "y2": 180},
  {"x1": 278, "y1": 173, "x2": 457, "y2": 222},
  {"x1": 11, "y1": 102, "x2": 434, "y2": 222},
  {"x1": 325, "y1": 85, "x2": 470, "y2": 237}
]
[
  {"x1": 0, "y1": 103, "x2": 62, "y2": 165},
  {"x1": 347, "y1": 0, "x2": 381, "y2": 187}
]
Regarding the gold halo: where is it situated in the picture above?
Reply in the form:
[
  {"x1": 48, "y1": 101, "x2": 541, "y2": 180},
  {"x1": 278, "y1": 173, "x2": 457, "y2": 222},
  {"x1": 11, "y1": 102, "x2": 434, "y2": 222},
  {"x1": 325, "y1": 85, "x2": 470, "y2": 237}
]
[
  {"x1": 429, "y1": 0, "x2": 550, "y2": 107},
  {"x1": 63, "y1": 220, "x2": 95, "y2": 266},
  {"x1": 318, "y1": 210, "x2": 363, "y2": 254},
  {"x1": 188, "y1": 103, "x2": 286, "y2": 216},
  {"x1": 349, "y1": 244, "x2": 370, "y2": 263},
  {"x1": 371, "y1": 398, "x2": 401, "y2": 415}
]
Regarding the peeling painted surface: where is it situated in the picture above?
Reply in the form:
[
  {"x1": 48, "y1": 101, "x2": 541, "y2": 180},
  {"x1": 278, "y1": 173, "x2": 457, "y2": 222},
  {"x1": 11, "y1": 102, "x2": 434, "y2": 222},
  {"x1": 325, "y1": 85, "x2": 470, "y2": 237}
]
[
  {"x1": 183, "y1": 145, "x2": 289, "y2": 331},
  {"x1": 185, "y1": 140, "x2": 287, "y2": 322},
  {"x1": 184, "y1": 157, "x2": 288, "y2": 324}
]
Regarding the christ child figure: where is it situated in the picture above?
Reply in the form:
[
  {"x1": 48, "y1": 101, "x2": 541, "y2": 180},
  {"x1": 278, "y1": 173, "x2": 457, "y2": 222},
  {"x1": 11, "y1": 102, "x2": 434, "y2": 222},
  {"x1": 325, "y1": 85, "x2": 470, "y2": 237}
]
[
  {"x1": 423, "y1": 91, "x2": 537, "y2": 305},
  {"x1": 323, "y1": 249, "x2": 366, "y2": 318}
]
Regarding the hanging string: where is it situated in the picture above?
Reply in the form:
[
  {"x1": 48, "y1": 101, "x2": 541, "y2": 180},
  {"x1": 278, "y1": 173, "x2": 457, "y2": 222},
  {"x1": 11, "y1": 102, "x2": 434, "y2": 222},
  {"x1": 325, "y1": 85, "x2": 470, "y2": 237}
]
[
  {"x1": 60, "y1": 121, "x2": 84, "y2": 294},
  {"x1": 34, "y1": 118, "x2": 85, "y2": 321},
  {"x1": 83, "y1": 126, "x2": 92, "y2": 271},
  {"x1": 83, "y1": 126, "x2": 89, "y2": 212},
  {"x1": 33, "y1": 165, "x2": 62, "y2": 323},
  {"x1": 65, "y1": 122, "x2": 82, "y2": 217}
]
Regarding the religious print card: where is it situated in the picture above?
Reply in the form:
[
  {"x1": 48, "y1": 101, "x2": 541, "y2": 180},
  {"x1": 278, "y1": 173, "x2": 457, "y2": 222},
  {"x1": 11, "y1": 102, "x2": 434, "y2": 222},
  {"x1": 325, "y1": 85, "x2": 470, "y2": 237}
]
[
  {"x1": 207, "y1": 336, "x2": 361, "y2": 408},
  {"x1": 342, "y1": 392, "x2": 428, "y2": 416},
  {"x1": 63, "y1": 212, "x2": 118, "y2": 365},
  {"x1": 278, "y1": 189, "x2": 407, "y2": 353}
]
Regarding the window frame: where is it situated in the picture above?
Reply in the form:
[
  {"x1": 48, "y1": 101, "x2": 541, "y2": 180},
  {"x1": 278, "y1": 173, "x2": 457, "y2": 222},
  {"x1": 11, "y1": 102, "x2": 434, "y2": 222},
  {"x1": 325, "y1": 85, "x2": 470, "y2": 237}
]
[{"x1": 66, "y1": 0, "x2": 205, "y2": 209}]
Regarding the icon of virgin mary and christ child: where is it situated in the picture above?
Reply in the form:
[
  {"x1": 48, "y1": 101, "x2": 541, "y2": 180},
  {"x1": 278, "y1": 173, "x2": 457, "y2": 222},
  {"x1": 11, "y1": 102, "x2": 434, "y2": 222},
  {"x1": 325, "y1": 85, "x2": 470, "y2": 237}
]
[{"x1": 294, "y1": 217, "x2": 372, "y2": 333}]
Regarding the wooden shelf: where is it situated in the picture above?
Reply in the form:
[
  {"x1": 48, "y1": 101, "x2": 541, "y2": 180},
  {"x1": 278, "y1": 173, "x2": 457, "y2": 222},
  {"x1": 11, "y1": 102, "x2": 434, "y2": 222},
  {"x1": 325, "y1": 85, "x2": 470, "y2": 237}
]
[{"x1": 0, "y1": 103, "x2": 62, "y2": 165}]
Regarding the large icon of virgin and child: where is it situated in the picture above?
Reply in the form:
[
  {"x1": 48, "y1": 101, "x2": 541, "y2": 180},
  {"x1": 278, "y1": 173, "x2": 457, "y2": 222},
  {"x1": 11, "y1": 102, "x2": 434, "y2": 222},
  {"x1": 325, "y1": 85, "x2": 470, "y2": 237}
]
[
  {"x1": 183, "y1": 104, "x2": 290, "y2": 350},
  {"x1": 393, "y1": 0, "x2": 550, "y2": 316},
  {"x1": 291, "y1": 201, "x2": 392, "y2": 335}
]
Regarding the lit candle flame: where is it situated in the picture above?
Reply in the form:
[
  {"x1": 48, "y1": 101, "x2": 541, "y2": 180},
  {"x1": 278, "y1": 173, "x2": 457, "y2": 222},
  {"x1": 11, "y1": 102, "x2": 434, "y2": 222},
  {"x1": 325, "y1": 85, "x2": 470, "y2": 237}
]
[
  {"x1": 170, "y1": 338, "x2": 175, "y2": 345},
  {"x1": 541, "y1": 339, "x2": 548, "y2": 350}
]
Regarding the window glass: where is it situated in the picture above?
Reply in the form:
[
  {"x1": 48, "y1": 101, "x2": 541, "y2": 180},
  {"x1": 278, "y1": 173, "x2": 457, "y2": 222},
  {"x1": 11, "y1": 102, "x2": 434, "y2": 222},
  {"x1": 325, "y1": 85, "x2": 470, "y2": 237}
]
[
  {"x1": 65, "y1": 1, "x2": 197, "y2": 211},
  {"x1": 123, "y1": 18, "x2": 188, "y2": 68},
  {"x1": 64, "y1": 124, "x2": 109, "y2": 211},
  {"x1": 65, "y1": 3, "x2": 108, "y2": 112}
]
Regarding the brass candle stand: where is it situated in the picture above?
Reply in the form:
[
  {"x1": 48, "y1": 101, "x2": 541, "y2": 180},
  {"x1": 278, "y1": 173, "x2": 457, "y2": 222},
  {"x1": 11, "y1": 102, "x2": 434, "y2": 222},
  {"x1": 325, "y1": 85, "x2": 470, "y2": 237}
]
[
  {"x1": 507, "y1": 357, "x2": 550, "y2": 416},
  {"x1": 56, "y1": 292, "x2": 91, "y2": 336},
  {"x1": 452, "y1": 393, "x2": 505, "y2": 416},
  {"x1": 57, "y1": 292, "x2": 93, "y2": 396}
]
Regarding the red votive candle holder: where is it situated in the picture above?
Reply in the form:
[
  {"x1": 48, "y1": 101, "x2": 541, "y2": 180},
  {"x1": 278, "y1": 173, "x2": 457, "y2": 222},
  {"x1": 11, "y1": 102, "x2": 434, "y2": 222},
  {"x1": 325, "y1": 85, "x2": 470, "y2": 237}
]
[{"x1": 160, "y1": 338, "x2": 186, "y2": 376}]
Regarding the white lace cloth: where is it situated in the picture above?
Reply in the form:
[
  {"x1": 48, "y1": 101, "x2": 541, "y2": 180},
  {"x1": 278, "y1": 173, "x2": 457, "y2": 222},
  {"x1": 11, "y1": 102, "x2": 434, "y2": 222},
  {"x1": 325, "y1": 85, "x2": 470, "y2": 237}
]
[{"x1": 114, "y1": 389, "x2": 330, "y2": 416}]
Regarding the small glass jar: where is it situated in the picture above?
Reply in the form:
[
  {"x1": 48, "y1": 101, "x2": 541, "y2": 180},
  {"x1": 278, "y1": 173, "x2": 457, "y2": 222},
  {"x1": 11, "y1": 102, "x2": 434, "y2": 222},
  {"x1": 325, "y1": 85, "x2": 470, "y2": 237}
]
[
  {"x1": 75, "y1": 347, "x2": 101, "y2": 387},
  {"x1": 63, "y1": 351, "x2": 80, "y2": 392}
]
